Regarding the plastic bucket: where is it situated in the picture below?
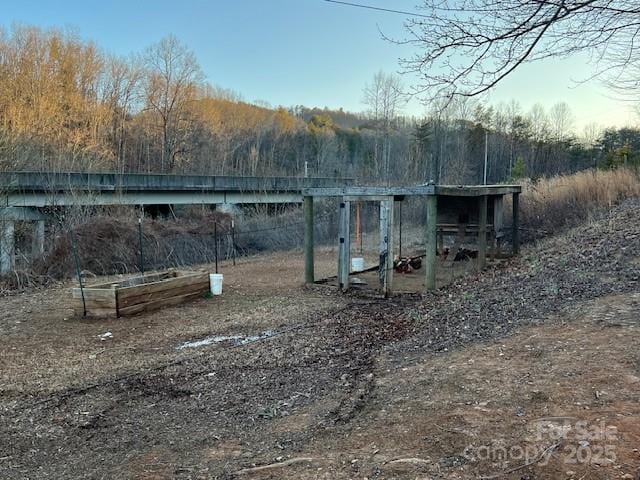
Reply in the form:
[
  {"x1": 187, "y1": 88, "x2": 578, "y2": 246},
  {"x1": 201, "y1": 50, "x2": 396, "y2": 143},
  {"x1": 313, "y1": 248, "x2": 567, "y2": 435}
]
[
  {"x1": 209, "y1": 273, "x2": 224, "y2": 295},
  {"x1": 351, "y1": 257, "x2": 365, "y2": 272}
]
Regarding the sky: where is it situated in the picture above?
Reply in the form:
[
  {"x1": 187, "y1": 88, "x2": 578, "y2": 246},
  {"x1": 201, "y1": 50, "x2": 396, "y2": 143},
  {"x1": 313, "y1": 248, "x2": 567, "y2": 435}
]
[{"x1": 2, "y1": 0, "x2": 637, "y2": 131}]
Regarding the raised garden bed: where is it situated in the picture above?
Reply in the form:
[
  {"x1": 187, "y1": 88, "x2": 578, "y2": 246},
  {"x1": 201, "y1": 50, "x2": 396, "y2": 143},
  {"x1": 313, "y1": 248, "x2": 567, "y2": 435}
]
[{"x1": 72, "y1": 270, "x2": 210, "y2": 318}]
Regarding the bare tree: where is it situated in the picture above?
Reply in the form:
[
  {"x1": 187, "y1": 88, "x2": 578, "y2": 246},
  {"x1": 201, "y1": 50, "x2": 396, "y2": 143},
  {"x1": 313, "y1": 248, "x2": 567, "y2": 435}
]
[
  {"x1": 402, "y1": 1, "x2": 640, "y2": 101},
  {"x1": 549, "y1": 102, "x2": 575, "y2": 142},
  {"x1": 362, "y1": 71, "x2": 405, "y2": 182},
  {"x1": 101, "y1": 55, "x2": 143, "y2": 173},
  {"x1": 143, "y1": 35, "x2": 202, "y2": 172},
  {"x1": 581, "y1": 122, "x2": 602, "y2": 148},
  {"x1": 527, "y1": 104, "x2": 550, "y2": 143}
]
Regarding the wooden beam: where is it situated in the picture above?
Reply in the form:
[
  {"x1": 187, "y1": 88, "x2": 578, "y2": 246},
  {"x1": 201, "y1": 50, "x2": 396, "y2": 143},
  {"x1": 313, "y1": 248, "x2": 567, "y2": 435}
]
[
  {"x1": 337, "y1": 199, "x2": 351, "y2": 291},
  {"x1": 425, "y1": 195, "x2": 437, "y2": 290},
  {"x1": 478, "y1": 195, "x2": 488, "y2": 269},
  {"x1": 303, "y1": 185, "x2": 435, "y2": 197},
  {"x1": 434, "y1": 185, "x2": 522, "y2": 196},
  {"x1": 493, "y1": 196, "x2": 504, "y2": 257},
  {"x1": 343, "y1": 195, "x2": 401, "y2": 202},
  {"x1": 303, "y1": 196, "x2": 315, "y2": 284},
  {"x1": 512, "y1": 192, "x2": 520, "y2": 255}
]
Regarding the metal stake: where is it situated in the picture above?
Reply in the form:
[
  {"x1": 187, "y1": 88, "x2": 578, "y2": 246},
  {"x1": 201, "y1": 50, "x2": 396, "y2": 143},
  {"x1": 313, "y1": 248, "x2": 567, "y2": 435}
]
[
  {"x1": 69, "y1": 229, "x2": 86, "y2": 317},
  {"x1": 138, "y1": 217, "x2": 144, "y2": 274},
  {"x1": 214, "y1": 222, "x2": 219, "y2": 274}
]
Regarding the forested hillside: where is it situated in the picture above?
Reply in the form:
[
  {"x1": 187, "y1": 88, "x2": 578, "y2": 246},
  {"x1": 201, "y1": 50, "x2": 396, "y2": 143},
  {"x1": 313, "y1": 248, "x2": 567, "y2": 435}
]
[{"x1": 0, "y1": 25, "x2": 637, "y2": 184}]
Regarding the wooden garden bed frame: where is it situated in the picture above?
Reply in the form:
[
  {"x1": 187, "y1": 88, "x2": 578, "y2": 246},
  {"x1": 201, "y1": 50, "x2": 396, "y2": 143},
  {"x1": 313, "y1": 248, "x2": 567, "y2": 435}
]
[{"x1": 72, "y1": 269, "x2": 210, "y2": 318}]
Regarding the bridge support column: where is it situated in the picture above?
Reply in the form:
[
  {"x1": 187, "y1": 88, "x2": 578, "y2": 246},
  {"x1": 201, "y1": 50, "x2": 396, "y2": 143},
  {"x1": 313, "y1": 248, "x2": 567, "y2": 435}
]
[
  {"x1": 32, "y1": 220, "x2": 45, "y2": 258},
  {"x1": 303, "y1": 196, "x2": 315, "y2": 284},
  {"x1": 1, "y1": 220, "x2": 15, "y2": 275}
]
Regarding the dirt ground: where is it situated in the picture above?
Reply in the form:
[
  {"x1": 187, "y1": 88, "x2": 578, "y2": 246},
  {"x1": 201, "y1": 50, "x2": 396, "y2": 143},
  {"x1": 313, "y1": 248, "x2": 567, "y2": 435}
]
[{"x1": 1, "y1": 201, "x2": 639, "y2": 479}]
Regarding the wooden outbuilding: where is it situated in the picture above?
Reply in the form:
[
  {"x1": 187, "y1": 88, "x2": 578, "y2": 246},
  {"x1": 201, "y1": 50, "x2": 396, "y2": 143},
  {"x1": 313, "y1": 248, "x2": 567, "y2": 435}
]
[{"x1": 302, "y1": 184, "x2": 522, "y2": 296}]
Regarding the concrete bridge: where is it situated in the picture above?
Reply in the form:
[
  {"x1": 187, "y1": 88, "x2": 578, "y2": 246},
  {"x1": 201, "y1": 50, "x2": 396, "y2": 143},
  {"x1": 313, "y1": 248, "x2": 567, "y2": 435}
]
[
  {"x1": 0, "y1": 171, "x2": 353, "y2": 207},
  {"x1": 0, "y1": 171, "x2": 353, "y2": 274}
]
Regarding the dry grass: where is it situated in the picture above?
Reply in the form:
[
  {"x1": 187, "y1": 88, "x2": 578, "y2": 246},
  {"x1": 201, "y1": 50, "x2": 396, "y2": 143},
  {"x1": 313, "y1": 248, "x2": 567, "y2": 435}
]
[{"x1": 519, "y1": 168, "x2": 640, "y2": 235}]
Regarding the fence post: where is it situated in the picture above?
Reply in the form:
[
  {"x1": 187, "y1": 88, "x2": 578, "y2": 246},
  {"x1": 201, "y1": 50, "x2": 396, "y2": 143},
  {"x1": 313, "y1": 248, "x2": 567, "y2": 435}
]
[
  {"x1": 303, "y1": 196, "x2": 315, "y2": 284},
  {"x1": 425, "y1": 194, "x2": 438, "y2": 291},
  {"x1": 337, "y1": 199, "x2": 351, "y2": 291}
]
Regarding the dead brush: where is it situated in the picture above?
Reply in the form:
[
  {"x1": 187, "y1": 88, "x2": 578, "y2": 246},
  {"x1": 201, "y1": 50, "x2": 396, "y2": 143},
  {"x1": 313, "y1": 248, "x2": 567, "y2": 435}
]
[{"x1": 517, "y1": 168, "x2": 640, "y2": 236}]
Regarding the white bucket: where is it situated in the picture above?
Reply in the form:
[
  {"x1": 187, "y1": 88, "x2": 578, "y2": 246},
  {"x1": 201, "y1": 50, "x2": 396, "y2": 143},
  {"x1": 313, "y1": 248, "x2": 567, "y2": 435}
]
[
  {"x1": 351, "y1": 257, "x2": 365, "y2": 272},
  {"x1": 209, "y1": 273, "x2": 224, "y2": 295}
]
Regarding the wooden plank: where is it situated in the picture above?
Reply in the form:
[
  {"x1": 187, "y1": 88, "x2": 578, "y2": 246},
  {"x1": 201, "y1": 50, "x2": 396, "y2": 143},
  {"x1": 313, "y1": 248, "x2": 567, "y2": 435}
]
[
  {"x1": 118, "y1": 281, "x2": 209, "y2": 308},
  {"x1": 80, "y1": 272, "x2": 174, "y2": 290},
  {"x1": 72, "y1": 288, "x2": 116, "y2": 303},
  {"x1": 117, "y1": 272, "x2": 208, "y2": 302},
  {"x1": 117, "y1": 291, "x2": 205, "y2": 316},
  {"x1": 117, "y1": 271, "x2": 176, "y2": 288},
  {"x1": 73, "y1": 302, "x2": 117, "y2": 318},
  {"x1": 72, "y1": 297, "x2": 116, "y2": 310}
]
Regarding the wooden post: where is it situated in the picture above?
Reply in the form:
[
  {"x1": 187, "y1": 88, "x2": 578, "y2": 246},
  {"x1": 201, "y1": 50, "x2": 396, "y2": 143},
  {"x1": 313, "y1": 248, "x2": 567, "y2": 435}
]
[
  {"x1": 303, "y1": 196, "x2": 315, "y2": 284},
  {"x1": 493, "y1": 196, "x2": 504, "y2": 257},
  {"x1": 378, "y1": 198, "x2": 394, "y2": 296},
  {"x1": 478, "y1": 195, "x2": 488, "y2": 269},
  {"x1": 32, "y1": 220, "x2": 45, "y2": 258},
  {"x1": 398, "y1": 200, "x2": 402, "y2": 258},
  {"x1": 355, "y1": 201, "x2": 362, "y2": 254},
  {"x1": 425, "y1": 195, "x2": 437, "y2": 290},
  {"x1": 1, "y1": 220, "x2": 15, "y2": 275},
  {"x1": 512, "y1": 192, "x2": 520, "y2": 255},
  {"x1": 338, "y1": 199, "x2": 351, "y2": 291}
]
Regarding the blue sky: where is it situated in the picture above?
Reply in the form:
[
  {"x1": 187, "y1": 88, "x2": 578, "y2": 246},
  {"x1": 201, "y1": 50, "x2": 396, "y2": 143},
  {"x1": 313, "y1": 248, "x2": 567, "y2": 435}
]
[{"x1": 2, "y1": 0, "x2": 636, "y2": 130}]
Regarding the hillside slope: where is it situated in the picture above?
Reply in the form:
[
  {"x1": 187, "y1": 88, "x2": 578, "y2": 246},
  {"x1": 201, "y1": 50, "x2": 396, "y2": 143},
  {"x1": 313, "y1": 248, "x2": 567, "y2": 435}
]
[{"x1": 1, "y1": 200, "x2": 638, "y2": 479}]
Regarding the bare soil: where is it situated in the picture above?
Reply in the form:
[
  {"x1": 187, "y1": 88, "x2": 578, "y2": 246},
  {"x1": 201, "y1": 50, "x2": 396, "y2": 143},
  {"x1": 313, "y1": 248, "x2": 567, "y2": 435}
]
[{"x1": 1, "y1": 201, "x2": 639, "y2": 479}]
